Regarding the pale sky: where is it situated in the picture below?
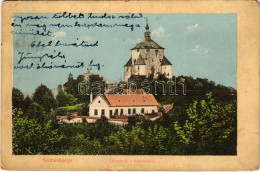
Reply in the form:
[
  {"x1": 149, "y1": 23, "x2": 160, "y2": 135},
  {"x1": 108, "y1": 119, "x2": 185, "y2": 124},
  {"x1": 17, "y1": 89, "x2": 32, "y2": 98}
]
[{"x1": 13, "y1": 13, "x2": 237, "y2": 95}]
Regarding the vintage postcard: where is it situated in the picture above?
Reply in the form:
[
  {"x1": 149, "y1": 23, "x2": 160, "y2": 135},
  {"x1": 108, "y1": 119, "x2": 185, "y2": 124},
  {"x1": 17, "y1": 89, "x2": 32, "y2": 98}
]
[{"x1": 1, "y1": 0, "x2": 259, "y2": 171}]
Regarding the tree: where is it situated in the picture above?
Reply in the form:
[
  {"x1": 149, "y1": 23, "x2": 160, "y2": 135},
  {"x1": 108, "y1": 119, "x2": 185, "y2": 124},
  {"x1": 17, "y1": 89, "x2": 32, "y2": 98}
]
[
  {"x1": 104, "y1": 124, "x2": 168, "y2": 155},
  {"x1": 63, "y1": 74, "x2": 90, "y2": 103},
  {"x1": 56, "y1": 92, "x2": 76, "y2": 107},
  {"x1": 56, "y1": 108, "x2": 68, "y2": 116},
  {"x1": 128, "y1": 115, "x2": 145, "y2": 127},
  {"x1": 12, "y1": 87, "x2": 24, "y2": 109},
  {"x1": 13, "y1": 119, "x2": 64, "y2": 155},
  {"x1": 174, "y1": 92, "x2": 237, "y2": 155},
  {"x1": 33, "y1": 84, "x2": 56, "y2": 112},
  {"x1": 64, "y1": 134, "x2": 103, "y2": 155},
  {"x1": 57, "y1": 84, "x2": 63, "y2": 94},
  {"x1": 26, "y1": 102, "x2": 46, "y2": 124},
  {"x1": 78, "y1": 103, "x2": 89, "y2": 116},
  {"x1": 63, "y1": 73, "x2": 75, "y2": 95},
  {"x1": 158, "y1": 74, "x2": 169, "y2": 81},
  {"x1": 91, "y1": 118, "x2": 119, "y2": 142},
  {"x1": 12, "y1": 108, "x2": 24, "y2": 119},
  {"x1": 22, "y1": 96, "x2": 32, "y2": 113}
]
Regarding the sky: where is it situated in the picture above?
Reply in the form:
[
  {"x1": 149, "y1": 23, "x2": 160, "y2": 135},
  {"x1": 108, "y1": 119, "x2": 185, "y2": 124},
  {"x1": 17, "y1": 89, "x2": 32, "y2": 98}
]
[{"x1": 13, "y1": 13, "x2": 237, "y2": 95}]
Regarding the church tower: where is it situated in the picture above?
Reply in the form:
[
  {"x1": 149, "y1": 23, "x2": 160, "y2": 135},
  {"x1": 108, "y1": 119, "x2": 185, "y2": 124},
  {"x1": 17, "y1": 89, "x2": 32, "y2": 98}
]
[{"x1": 124, "y1": 20, "x2": 172, "y2": 82}]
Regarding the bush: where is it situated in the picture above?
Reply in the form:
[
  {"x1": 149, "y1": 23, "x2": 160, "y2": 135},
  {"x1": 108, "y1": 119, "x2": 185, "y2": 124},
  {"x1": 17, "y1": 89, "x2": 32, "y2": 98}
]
[
  {"x1": 56, "y1": 108, "x2": 68, "y2": 116},
  {"x1": 13, "y1": 119, "x2": 64, "y2": 155}
]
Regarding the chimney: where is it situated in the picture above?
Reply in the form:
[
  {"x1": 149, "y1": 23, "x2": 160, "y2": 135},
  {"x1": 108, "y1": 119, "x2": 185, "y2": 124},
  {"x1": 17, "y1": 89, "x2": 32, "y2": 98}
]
[{"x1": 90, "y1": 93, "x2": 93, "y2": 103}]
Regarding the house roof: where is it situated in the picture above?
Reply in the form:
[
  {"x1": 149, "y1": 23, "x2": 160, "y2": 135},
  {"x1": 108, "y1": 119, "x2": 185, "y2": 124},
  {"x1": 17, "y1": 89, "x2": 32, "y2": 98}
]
[
  {"x1": 102, "y1": 94, "x2": 159, "y2": 107},
  {"x1": 124, "y1": 58, "x2": 132, "y2": 67},
  {"x1": 131, "y1": 39, "x2": 164, "y2": 50},
  {"x1": 161, "y1": 56, "x2": 172, "y2": 65},
  {"x1": 123, "y1": 89, "x2": 146, "y2": 94},
  {"x1": 135, "y1": 54, "x2": 146, "y2": 65}
]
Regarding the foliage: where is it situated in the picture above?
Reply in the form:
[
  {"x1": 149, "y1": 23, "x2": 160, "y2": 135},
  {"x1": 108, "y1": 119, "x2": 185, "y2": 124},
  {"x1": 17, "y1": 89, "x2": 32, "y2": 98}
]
[
  {"x1": 55, "y1": 104, "x2": 82, "y2": 116},
  {"x1": 62, "y1": 104, "x2": 83, "y2": 111},
  {"x1": 26, "y1": 102, "x2": 46, "y2": 124},
  {"x1": 91, "y1": 118, "x2": 120, "y2": 142},
  {"x1": 63, "y1": 73, "x2": 90, "y2": 103},
  {"x1": 33, "y1": 84, "x2": 56, "y2": 113},
  {"x1": 125, "y1": 75, "x2": 236, "y2": 105},
  {"x1": 12, "y1": 108, "x2": 24, "y2": 119},
  {"x1": 174, "y1": 92, "x2": 237, "y2": 155},
  {"x1": 63, "y1": 134, "x2": 103, "y2": 155},
  {"x1": 66, "y1": 114, "x2": 73, "y2": 121},
  {"x1": 104, "y1": 124, "x2": 168, "y2": 155},
  {"x1": 22, "y1": 96, "x2": 32, "y2": 113},
  {"x1": 78, "y1": 103, "x2": 89, "y2": 116},
  {"x1": 44, "y1": 112, "x2": 58, "y2": 126},
  {"x1": 13, "y1": 119, "x2": 64, "y2": 155},
  {"x1": 56, "y1": 91, "x2": 77, "y2": 107},
  {"x1": 12, "y1": 74, "x2": 237, "y2": 155},
  {"x1": 12, "y1": 87, "x2": 24, "y2": 109},
  {"x1": 55, "y1": 108, "x2": 68, "y2": 116},
  {"x1": 127, "y1": 115, "x2": 146, "y2": 127}
]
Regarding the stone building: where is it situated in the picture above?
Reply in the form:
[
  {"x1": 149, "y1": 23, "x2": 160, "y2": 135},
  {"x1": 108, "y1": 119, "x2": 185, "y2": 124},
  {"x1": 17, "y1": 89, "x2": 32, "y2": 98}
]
[{"x1": 124, "y1": 22, "x2": 172, "y2": 81}]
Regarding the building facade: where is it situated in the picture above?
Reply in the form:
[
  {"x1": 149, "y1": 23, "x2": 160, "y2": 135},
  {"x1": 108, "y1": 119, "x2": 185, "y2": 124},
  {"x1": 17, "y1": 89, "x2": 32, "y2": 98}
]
[
  {"x1": 124, "y1": 22, "x2": 172, "y2": 81},
  {"x1": 89, "y1": 92, "x2": 159, "y2": 119}
]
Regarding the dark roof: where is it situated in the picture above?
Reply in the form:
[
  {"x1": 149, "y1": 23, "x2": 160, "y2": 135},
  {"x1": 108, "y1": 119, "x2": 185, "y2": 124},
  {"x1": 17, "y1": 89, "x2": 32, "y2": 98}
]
[
  {"x1": 135, "y1": 54, "x2": 146, "y2": 65},
  {"x1": 131, "y1": 39, "x2": 164, "y2": 50},
  {"x1": 161, "y1": 56, "x2": 172, "y2": 65},
  {"x1": 124, "y1": 58, "x2": 132, "y2": 67}
]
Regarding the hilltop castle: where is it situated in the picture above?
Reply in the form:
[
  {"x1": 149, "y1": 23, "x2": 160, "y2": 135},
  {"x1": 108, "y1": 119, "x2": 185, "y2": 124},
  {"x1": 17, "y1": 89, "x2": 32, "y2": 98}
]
[{"x1": 124, "y1": 21, "x2": 172, "y2": 81}]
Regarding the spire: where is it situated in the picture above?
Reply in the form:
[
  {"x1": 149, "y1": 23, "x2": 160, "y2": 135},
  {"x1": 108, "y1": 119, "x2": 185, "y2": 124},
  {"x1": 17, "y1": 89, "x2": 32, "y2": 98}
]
[
  {"x1": 145, "y1": 18, "x2": 149, "y2": 30},
  {"x1": 144, "y1": 18, "x2": 151, "y2": 40}
]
